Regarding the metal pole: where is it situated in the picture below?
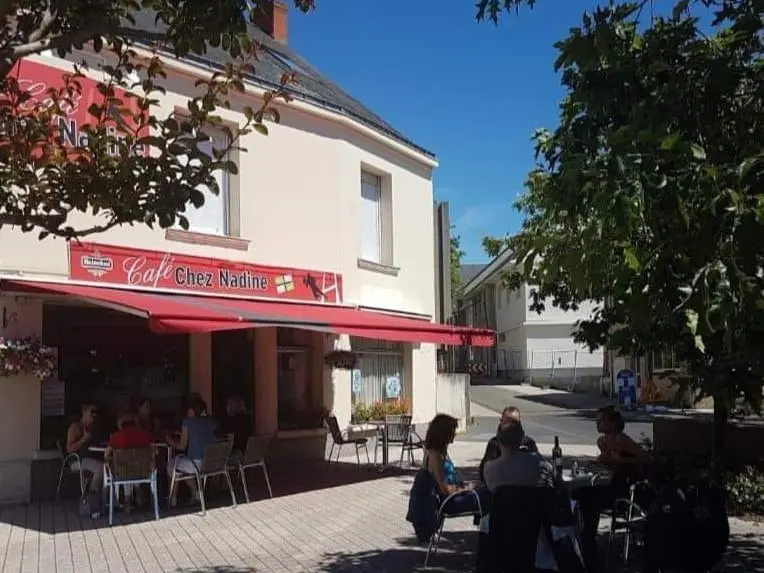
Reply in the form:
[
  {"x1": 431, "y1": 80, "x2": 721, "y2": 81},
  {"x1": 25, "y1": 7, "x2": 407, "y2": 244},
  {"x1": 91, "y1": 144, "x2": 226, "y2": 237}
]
[{"x1": 573, "y1": 350, "x2": 578, "y2": 390}]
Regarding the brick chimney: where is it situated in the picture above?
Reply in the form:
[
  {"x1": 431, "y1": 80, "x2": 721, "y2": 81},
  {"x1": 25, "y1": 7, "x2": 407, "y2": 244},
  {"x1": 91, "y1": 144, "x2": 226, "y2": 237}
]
[{"x1": 253, "y1": 0, "x2": 288, "y2": 43}]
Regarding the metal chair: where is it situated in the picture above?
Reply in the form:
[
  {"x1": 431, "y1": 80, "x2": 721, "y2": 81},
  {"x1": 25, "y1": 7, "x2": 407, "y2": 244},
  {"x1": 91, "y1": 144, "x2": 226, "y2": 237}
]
[
  {"x1": 169, "y1": 440, "x2": 236, "y2": 515},
  {"x1": 606, "y1": 480, "x2": 653, "y2": 568},
  {"x1": 55, "y1": 440, "x2": 85, "y2": 501},
  {"x1": 325, "y1": 416, "x2": 370, "y2": 466},
  {"x1": 374, "y1": 415, "x2": 423, "y2": 467},
  {"x1": 236, "y1": 436, "x2": 273, "y2": 502},
  {"x1": 424, "y1": 489, "x2": 483, "y2": 567},
  {"x1": 104, "y1": 447, "x2": 159, "y2": 526}
]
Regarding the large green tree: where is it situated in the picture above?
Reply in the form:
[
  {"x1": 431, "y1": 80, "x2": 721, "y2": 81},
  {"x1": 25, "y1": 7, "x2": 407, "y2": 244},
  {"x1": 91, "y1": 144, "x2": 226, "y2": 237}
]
[
  {"x1": 0, "y1": 0, "x2": 313, "y2": 239},
  {"x1": 480, "y1": 0, "x2": 763, "y2": 455}
]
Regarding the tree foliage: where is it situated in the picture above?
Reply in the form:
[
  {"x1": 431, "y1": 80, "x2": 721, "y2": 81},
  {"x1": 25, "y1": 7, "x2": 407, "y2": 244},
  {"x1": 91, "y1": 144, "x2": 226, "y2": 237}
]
[
  {"x1": 481, "y1": 0, "x2": 764, "y2": 426},
  {"x1": 449, "y1": 232, "x2": 465, "y2": 309},
  {"x1": 0, "y1": 0, "x2": 314, "y2": 239}
]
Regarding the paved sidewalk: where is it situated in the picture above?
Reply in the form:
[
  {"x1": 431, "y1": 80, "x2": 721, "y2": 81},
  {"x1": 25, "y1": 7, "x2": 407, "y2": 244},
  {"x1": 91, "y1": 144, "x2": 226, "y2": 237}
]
[{"x1": 3, "y1": 432, "x2": 763, "y2": 573}]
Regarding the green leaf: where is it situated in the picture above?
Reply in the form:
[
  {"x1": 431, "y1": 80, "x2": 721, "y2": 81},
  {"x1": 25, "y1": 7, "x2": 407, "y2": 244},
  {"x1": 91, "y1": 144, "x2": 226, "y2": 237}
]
[
  {"x1": 660, "y1": 135, "x2": 680, "y2": 150},
  {"x1": 690, "y1": 144, "x2": 707, "y2": 160},
  {"x1": 623, "y1": 247, "x2": 640, "y2": 271},
  {"x1": 254, "y1": 123, "x2": 269, "y2": 136}
]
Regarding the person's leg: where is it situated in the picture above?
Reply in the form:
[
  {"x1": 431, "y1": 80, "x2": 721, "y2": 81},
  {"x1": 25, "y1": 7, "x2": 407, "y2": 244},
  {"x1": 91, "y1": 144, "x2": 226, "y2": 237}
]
[
  {"x1": 443, "y1": 490, "x2": 482, "y2": 515},
  {"x1": 169, "y1": 457, "x2": 200, "y2": 505},
  {"x1": 572, "y1": 485, "x2": 613, "y2": 572},
  {"x1": 80, "y1": 457, "x2": 104, "y2": 492}
]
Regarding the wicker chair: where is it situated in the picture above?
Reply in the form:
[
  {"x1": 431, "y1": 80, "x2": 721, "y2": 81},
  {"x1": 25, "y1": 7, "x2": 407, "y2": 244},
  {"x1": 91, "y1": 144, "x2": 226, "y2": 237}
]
[
  {"x1": 104, "y1": 447, "x2": 158, "y2": 525},
  {"x1": 169, "y1": 440, "x2": 236, "y2": 515}
]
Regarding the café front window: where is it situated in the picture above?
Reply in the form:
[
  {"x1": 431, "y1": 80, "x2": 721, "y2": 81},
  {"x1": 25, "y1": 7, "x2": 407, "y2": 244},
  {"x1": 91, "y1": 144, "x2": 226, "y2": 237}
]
[{"x1": 276, "y1": 328, "x2": 323, "y2": 431}]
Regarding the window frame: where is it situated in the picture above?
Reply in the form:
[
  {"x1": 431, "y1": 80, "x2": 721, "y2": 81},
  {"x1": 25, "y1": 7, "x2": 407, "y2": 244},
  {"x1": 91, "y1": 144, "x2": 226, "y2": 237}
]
[{"x1": 359, "y1": 166, "x2": 394, "y2": 268}]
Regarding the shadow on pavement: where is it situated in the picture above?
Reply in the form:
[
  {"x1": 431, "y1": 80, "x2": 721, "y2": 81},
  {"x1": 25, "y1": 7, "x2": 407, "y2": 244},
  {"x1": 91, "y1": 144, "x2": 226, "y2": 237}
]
[
  {"x1": 175, "y1": 565, "x2": 258, "y2": 573},
  {"x1": 316, "y1": 531, "x2": 477, "y2": 573},
  {"x1": 4, "y1": 461, "x2": 416, "y2": 534}
]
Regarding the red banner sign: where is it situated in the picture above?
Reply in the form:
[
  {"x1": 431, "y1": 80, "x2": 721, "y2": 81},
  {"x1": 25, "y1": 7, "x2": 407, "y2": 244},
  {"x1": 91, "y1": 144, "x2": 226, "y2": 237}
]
[
  {"x1": 69, "y1": 242, "x2": 344, "y2": 304},
  {"x1": 8, "y1": 58, "x2": 148, "y2": 156}
]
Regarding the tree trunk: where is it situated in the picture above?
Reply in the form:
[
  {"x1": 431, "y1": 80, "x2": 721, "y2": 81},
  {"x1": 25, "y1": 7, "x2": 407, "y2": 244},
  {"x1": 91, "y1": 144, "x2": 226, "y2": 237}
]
[{"x1": 712, "y1": 390, "x2": 728, "y2": 477}]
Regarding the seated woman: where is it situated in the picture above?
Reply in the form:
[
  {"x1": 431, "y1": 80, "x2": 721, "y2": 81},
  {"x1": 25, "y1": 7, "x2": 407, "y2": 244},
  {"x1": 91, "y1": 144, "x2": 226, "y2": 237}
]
[
  {"x1": 423, "y1": 413, "x2": 488, "y2": 516},
  {"x1": 66, "y1": 404, "x2": 104, "y2": 502},
  {"x1": 166, "y1": 393, "x2": 218, "y2": 506},
  {"x1": 575, "y1": 406, "x2": 651, "y2": 573}
]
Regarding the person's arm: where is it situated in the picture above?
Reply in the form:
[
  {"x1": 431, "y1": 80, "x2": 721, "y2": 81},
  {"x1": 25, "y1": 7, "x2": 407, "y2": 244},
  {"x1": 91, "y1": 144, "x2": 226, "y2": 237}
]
[
  {"x1": 170, "y1": 422, "x2": 189, "y2": 451},
  {"x1": 427, "y1": 451, "x2": 460, "y2": 497},
  {"x1": 478, "y1": 439, "x2": 500, "y2": 484},
  {"x1": 66, "y1": 423, "x2": 89, "y2": 454},
  {"x1": 538, "y1": 459, "x2": 555, "y2": 488}
]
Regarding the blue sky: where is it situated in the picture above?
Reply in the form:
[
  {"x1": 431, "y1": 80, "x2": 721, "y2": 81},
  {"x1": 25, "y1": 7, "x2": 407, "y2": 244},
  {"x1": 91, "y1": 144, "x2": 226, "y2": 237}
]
[{"x1": 289, "y1": 0, "x2": 600, "y2": 263}]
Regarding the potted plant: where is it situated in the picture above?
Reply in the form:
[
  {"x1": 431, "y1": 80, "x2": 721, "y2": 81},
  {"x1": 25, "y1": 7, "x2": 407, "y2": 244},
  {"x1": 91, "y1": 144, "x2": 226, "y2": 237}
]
[
  {"x1": 0, "y1": 336, "x2": 56, "y2": 380},
  {"x1": 324, "y1": 350, "x2": 359, "y2": 370}
]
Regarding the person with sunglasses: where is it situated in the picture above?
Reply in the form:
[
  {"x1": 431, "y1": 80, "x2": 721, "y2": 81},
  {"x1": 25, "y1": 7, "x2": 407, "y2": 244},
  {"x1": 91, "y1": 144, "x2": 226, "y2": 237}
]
[{"x1": 66, "y1": 403, "x2": 105, "y2": 515}]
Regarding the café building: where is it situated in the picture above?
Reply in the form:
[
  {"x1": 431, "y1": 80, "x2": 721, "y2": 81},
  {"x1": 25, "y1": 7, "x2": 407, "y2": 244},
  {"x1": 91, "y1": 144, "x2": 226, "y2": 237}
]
[{"x1": 0, "y1": 6, "x2": 493, "y2": 503}]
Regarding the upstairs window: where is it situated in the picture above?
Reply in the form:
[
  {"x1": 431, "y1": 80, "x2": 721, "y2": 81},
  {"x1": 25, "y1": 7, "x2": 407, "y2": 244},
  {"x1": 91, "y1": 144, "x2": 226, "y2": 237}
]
[
  {"x1": 182, "y1": 126, "x2": 231, "y2": 236},
  {"x1": 360, "y1": 169, "x2": 393, "y2": 266}
]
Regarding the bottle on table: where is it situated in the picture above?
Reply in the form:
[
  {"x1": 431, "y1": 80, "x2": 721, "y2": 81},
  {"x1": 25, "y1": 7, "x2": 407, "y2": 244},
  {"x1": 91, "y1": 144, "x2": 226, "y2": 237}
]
[{"x1": 552, "y1": 435, "x2": 564, "y2": 482}]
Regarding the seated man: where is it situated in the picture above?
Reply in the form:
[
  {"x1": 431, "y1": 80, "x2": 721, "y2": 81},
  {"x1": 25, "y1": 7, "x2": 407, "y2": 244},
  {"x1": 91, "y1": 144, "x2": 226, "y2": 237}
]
[
  {"x1": 479, "y1": 406, "x2": 538, "y2": 483},
  {"x1": 106, "y1": 413, "x2": 154, "y2": 454},
  {"x1": 483, "y1": 419, "x2": 554, "y2": 492},
  {"x1": 105, "y1": 413, "x2": 155, "y2": 507}
]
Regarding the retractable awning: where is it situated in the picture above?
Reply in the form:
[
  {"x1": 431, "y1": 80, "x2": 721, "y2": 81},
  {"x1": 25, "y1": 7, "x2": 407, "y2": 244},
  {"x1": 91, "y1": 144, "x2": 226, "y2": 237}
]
[{"x1": 2, "y1": 279, "x2": 494, "y2": 347}]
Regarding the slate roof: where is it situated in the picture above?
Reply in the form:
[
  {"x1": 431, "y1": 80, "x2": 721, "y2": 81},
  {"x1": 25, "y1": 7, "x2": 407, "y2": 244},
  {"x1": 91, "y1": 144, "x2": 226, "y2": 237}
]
[
  {"x1": 458, "y1": 263, "x2": 486, "y2": 287},
  {"x1": 125, "y1": 11, "x2": 435, "y2": 159}
]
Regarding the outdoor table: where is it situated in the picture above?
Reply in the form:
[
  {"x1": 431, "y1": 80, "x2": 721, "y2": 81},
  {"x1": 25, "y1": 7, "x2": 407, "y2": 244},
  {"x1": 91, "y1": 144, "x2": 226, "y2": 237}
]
[
  {"x1": 90, "y1": 442, "x2": 172, "y2": 466},
  {"x1": 367, "y1": 420, "x2": 392, "y2": 472}
]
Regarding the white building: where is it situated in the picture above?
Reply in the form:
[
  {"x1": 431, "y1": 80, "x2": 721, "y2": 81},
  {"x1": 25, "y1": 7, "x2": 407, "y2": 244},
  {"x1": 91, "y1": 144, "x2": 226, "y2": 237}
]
[
  {"x1": 0, "y1": 2, "x2": 491, "y2": 504},
  {"x1": 456, "y1": 250, "x2": 604, "y2": 388}
]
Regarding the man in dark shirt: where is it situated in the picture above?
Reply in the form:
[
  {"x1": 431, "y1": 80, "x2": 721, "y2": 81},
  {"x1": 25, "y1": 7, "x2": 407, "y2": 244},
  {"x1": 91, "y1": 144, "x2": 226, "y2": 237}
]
[
  {"x1": 479, "y1": 406, "x2": 538, "y2": 483},
  {"x1": 220, "y1": 396, "x2": 253, "y2": 454}
]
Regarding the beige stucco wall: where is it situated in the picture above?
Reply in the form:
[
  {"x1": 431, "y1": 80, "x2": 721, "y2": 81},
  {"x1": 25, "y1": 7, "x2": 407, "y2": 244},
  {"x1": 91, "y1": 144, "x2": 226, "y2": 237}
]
[
  {"x1": 0, "y1": 296, "x2": 43, "y2": 503},
  {"x1": 0, "y1": 52, "x2": 440, "y2": 497}
]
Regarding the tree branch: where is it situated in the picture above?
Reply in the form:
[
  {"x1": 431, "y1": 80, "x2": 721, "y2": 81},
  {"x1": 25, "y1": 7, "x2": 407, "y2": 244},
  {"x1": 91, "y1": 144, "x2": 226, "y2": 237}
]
[{"x1": 27, "y1": 8, "x2": 58, "y2": 43}]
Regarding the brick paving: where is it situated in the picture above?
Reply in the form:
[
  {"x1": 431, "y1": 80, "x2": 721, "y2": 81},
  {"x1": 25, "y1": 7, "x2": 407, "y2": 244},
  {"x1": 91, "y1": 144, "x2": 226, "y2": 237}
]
[{"x1": 1, "y1": 439, "x2": 762, "y2": 572}]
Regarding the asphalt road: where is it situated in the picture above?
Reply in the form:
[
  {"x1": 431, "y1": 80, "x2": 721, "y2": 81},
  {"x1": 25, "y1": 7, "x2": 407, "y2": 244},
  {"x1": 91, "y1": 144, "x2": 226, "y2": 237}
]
[{"x1": 465, "y1": 385, "x2": 653, "y2": 448}]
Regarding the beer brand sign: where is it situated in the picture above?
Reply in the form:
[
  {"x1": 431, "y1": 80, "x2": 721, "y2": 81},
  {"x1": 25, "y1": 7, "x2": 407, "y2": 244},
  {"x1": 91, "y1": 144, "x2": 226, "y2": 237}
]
[
  {"x1": 69, "y1": 242, "x2": 343, "y2": 304},
  {"x1": 7, "y1": 58, "x2": 149, "y2": 156}
]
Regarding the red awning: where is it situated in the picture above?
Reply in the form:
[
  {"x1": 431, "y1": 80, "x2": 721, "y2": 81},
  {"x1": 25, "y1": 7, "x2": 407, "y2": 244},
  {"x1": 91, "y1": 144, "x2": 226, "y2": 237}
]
[{"x1": 1, "y1": 279, "x2": 494, "y2": 346}]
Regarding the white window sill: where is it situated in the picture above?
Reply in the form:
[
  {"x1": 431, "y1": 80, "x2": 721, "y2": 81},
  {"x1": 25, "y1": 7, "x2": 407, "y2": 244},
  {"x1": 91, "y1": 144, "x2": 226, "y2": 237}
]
[
  {"x1": 357, "y1": 258, "x2": 400, "y2": 277},
  {"x1": 165, "y1": 228, "x2": 250, "y2": 251}
]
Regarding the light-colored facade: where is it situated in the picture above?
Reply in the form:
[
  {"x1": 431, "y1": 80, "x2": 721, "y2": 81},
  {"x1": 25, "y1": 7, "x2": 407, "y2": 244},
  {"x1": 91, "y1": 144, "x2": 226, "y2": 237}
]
[
  {"x1": 0, "y1": 24, "x2": 459, "y2": 502},
  {"x1": 456, "y1": 251, "x2": 604, "y2": 387}
]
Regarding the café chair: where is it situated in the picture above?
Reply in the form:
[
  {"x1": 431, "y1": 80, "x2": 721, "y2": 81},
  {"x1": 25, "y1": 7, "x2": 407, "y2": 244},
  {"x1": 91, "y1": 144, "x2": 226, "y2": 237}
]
[
  {"x1": 104, "y1": 447, "x2": 159, "y2": 525},
  {"x1": 55, "y1": 440, "x2": 86, "y2": 501},
  {"x1": 169, "y1": 440, "x2": 236, "y2": 515},
  {"x1": 236, "y1": 436, "x2": 273, "y2": 502}
]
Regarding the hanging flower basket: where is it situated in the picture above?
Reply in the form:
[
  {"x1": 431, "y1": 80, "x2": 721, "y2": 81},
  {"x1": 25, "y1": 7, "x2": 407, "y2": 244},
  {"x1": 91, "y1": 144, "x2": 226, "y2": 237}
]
[
  {"x1": 324, "y1": 350, "x2": 359, "y2": 370},
  {"x1": 0, "y1": 336, "x2": 57, "y2": 380}
]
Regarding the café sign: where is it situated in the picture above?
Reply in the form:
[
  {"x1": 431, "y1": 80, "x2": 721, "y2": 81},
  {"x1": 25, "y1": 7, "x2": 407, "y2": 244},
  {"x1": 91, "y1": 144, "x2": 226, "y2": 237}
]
[{"x1": 69, "y1": 242, "x2": 344, "y2": 304}]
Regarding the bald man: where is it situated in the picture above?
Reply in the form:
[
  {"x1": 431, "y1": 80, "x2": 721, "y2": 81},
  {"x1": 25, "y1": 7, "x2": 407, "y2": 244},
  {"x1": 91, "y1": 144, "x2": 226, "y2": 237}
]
[{"x1": 478, "y1": 406, "x2": 538, "y2": 483}]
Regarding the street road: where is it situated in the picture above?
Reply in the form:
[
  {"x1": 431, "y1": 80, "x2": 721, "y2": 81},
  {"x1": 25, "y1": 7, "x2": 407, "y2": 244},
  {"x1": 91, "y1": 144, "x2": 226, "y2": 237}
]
[{"x1": 465, "y1": 384, "x2": 653, "y2": 449}]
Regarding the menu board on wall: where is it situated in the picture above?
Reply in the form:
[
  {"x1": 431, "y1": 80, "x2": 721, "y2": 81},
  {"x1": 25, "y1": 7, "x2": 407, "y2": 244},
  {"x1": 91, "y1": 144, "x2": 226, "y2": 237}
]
[{"x1": 41, "y1": 379, "x2": 65, "y2": 417}]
